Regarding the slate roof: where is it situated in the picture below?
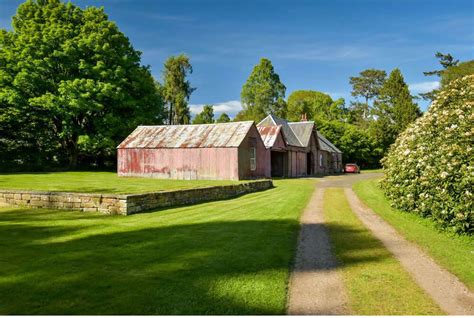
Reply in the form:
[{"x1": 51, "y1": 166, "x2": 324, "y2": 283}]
[
  {"x1": 118, "y1": 121, "x2": 254, "y2": 149},
  {"x1": 317, "y1": 132, "x2": 342, "y2": 153},
  {"x1": 288, "y1": 122, "x2": 315, "y2": 147}
]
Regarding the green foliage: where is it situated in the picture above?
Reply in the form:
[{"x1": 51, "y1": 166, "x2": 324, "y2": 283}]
[
  {"x1": 440, "y1": 60, "x2": 474, "y2": 87},
  {"x1": 238, "y1": 58, "x2": 286, "y2": 122},
  {"x1": 0, "y1": 0, "x2": 164, "y2": 169},
  {"x1": 216, "y1": 112, "x2": 231, "y2": 123},
  {"x1": 421, "y1": 52, "x2": 459, "y2": 101},
  {"x1": 370, "y1": 69, "x2": 420, "y2": 154},
  {"x1": 192, "y1": 104, "x2": 214, "y2": 124},
  {"x1": 423, "y1": 52, "x2": 459, "y2": 77},
  {"x1": 349, "y1": 69, "x2": 386, "y2": 108},
  {"x1": 381, "y1": 75, "x2": 474, "y2": 234},
  {"x1": 316, "y1": 119, "x2": 380, "y2": 167},
  {"x1": 286, "y1": 90, "x2": 346, "y2": 122},
  {"x1": 162, "y1": 54, "x2": 195, "y2": 124}
]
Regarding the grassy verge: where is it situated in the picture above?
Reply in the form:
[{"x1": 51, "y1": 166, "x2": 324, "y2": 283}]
[
  {"x1": 0, "y1": 179, "x2": 314, "y2": 314},
  {"x1": 353, "y1": 179, "x2": 474, "y2": 290},
  {"x1": 323, "y1": 188, "x2": 442, "y2": 315},
  {"x1": 0, "y1": 171, "x2": 245, "y2": 194},
  {"x1": 360, "y1": 168, "x2": 383, "y2": 174}
]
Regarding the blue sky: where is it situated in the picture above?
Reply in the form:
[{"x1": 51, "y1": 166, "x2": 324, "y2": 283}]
[{"x1": 1, "y1": 0, "x2": 473, "y2": 117}]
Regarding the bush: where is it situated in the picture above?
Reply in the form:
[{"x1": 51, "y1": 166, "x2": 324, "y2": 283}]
[{"x1": 381, "y1": 75, "x2": 473, "y2": 234}]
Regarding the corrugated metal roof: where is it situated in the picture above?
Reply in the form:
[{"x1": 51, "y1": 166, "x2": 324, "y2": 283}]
[
  {"x1": 118, "y1": 121, "x2": 254, "y2": 149},
  {"x1": 288, "y1": 122, "x2": 314, "y2": 147},
  {"x1": 318, "y1": 132, "x2": 342, "y2": 153},
  {"x1": 257, "y1": 125, "x2": 284, "y2": 148},
  {"x1": 257, "y1": 114, "x2": 303, "y2": 147}
]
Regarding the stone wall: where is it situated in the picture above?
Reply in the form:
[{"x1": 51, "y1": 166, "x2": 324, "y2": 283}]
[
  {"x1": 0, "y1": 180, "x2": 273, "y2": 215},
  {"x1": 0, "y1": 191, "x2": 127, "y2": 215}
]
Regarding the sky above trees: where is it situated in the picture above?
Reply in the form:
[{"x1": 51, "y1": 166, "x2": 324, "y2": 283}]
[{"x1": 1, "y1": 0, "x2": 472, "y2": 117}]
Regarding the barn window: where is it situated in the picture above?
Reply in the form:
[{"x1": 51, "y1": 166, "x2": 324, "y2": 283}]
[
  {"x1": 249, "y1": 137, "x2": 257, "y2": 171},
  {"x1": 319, "y1": 154, "x2": 323, "y2": 167},
  {"x1": 250, "y1": 147, "x2": 257, "y2": 171}
]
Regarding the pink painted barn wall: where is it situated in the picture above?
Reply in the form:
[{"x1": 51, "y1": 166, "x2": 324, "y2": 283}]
[{"x1": 118, "y1": 147, "x2": 241, "y2": 180}]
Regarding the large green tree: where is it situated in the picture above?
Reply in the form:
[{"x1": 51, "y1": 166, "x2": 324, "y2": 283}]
[
  {"x1": 0, "y1": 0, "x2": 164, "y2": 168},
  {"x1": 420, "y1": 52, "x2": 459, "y2": 101},
  {"x1": 238, "y1": 58, "x2": 286, "y2": 122},
  {"x1": 286, "y1": 90, "x2": 346, "y2": 122},
  {"x1": 216, "y1": 112, "x2": 231, "y2": 123},
  {"x1": 440, "y1": 60, "x2": 474, "y2": 87},
  {"x1": 370, "y1": 68, "x2": 421, "y2": 153},
  {"x1": 349, "y1": 69, "x2": 386, "y2": 121},
  {"x1": 192, "y1": 104, "x2": 214, "y2": 124},
  {"x1": 162, "y1": 54, "x2": 195, "y2": 125}
]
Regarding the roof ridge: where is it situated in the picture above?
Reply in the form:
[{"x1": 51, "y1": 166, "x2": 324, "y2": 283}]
[{"x1": 138, "y1": 121, "x2": 254, "y2": 128}]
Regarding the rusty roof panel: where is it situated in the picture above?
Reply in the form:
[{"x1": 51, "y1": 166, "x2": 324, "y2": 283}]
[
  {"x1": 118, "y1": 121, "x2": 254, "y2": 149},
  {"x1": 257, "y1": 125, "x2": 283, "y2": 148}
]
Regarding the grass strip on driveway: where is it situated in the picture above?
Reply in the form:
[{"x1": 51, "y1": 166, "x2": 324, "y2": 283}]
[
  {"x1": 0, "y1": 171, "x2": 245, "y2": 194},
  {"x1": 323, "y1": 188, "x2": 442, "y2": 315},
  {"x1": 353, "y1": 179, "x2": 474, "y2": 290},
  {"x1": 0, "y1": 179, "x2": 315, "y2": 315}
]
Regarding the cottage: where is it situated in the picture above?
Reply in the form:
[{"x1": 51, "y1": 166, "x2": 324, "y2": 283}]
[
  {"x1": 256, "y1": 114, "x2": 343, "y2": 177},
  {"x1": 117, "y1": 121, "x2": 270, "y2": 180}
]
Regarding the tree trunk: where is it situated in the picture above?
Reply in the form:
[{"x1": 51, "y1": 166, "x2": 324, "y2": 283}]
[{"x1": 67, "y1": 137, "x2": 79, "y2": 169}]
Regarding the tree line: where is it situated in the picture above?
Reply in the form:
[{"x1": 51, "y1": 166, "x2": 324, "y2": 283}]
[{"x1": 1, "y1": 0, "x2": 472, "y2": 170}]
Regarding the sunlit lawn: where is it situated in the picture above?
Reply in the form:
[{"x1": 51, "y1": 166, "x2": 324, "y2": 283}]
[
  {"x1": 0, "y1": 179, "x2": 315, "y2": 314},
  {"x1": 0, "y1": 171, "x2": 245, "y2": 194}
]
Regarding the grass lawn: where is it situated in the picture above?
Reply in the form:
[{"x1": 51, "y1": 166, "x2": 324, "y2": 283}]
[
  {"x1": 323, "y1": 188, "x2": 442, "y2": 315},
  {"x1": 353, "y1": 179, "x2": 474, "y2": 290},
  {"x1": 0, "y1": 171, "x2": 245, "y2": 194},
  {"x1": 360, "y1": 168, "x2": 383, "y2": 174},
  {"x1": 0, "y1": 178, "x2": 315, "y2": 314}
]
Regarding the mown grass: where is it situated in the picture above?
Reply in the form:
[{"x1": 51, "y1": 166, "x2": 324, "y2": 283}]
[
  {"x1": 323, "y1": 188, "x2": 442, "y2": 315},
  {"x1": 353, "y1": 179, "x2": 474, "y2": 290},
  {"x1": 0, "y1": 179, "x2": 315, "y2": 314},
  {"x1": 0, "y1": 171, "x2": 245, "y2": 194},
  {"x1": 360, "y1": 168, "x2": 383, "y2": 174}
]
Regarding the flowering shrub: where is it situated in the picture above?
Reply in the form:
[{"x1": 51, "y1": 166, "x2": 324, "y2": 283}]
[{"x1": 381, "y1": 75, "x2": 473, "y2": 234}]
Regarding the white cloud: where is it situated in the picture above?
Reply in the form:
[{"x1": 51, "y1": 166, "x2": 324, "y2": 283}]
[
  {"x1": 189, "y1": 100, "x2": 242, "y2": 118},
  {"x1": 409, "y1": 81, "x2": 440, "y2": 94}
]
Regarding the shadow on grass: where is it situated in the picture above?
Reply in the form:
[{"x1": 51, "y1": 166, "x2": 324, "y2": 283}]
[{"x1": 0, "y1": 207, "x2": 385, "y2": 315}]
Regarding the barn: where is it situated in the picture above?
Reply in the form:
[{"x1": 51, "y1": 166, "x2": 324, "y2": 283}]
[{"x1": 117, "y1": 121, "x2": 270, "y2": 180}]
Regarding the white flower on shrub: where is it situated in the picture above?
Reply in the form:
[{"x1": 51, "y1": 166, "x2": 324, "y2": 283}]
[{"x1": 381, "y1": 75, "x2": 474, "y2": 234}]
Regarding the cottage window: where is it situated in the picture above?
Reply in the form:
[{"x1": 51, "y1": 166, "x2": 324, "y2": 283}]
[
  {"x1": 250, "y1": 147, "x2": 257, "y2": 171},
  {"x1": 319, "y1": 154, "x2": 323, "y2": 167}
]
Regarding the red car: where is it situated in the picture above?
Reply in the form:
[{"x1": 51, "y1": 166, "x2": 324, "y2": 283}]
[{"x1": 344, "y1": 163, "x2": 360, "y2": 174}]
